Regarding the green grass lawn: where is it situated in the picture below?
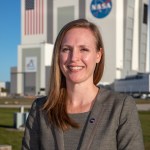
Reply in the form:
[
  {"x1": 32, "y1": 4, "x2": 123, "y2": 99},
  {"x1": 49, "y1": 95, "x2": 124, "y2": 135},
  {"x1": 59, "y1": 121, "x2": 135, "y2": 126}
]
[
  {"x1": 0, "y1": 97, "x2": 34, "y2": 105},
  {"x1": 0, "y1": 108, "x2": 27, "y2": 150},
  {"x1": 135, "y1": 99, "x2": 150, "y2": 104},
  {"x1": 1, "y1": 96, "x2": 150, "y2": 105},
  {"x1": 139, "y1": 111, "x2": 150, "y2": 150},
  {"x1": 0, "y1": 108, "x2": 150, "y2": 150}
]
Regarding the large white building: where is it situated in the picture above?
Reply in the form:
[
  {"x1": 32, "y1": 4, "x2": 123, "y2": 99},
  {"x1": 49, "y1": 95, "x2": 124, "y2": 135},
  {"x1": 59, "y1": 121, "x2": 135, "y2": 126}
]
[
  {"x1": 15, "y1": 0, "x2": 54, "y2": 95},
  {"x1": 11, "y1": 0, "x2": 149, "y2": 96}
]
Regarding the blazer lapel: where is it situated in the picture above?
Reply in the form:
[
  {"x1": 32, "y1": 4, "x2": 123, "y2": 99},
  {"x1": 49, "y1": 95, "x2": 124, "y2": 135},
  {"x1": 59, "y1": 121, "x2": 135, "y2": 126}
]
[
  {"x1": 80, "y1": 88, "x2": 108, "y2": 150},
  {"x1": 53, "y1": 126, "x2": 64, "y2": 150},
  {"x1": 53, "y1": 88, "x2": 108, "y2": 150}
]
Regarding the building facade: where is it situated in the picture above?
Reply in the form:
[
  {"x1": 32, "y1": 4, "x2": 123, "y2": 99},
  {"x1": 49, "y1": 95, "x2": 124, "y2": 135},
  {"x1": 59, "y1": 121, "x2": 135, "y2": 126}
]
[
  {"x1": 0, "y1": 81, "x2": 10, "y2": 96},
  {"x1": 11, "y1": 0, "x2": 54, "y2": 96},
  {"x1": 52, "y1": 0, "x2": 149, "y2": 83},
  {"x1": 11, "y1": 0, "x2": 149, "y2": 96}
]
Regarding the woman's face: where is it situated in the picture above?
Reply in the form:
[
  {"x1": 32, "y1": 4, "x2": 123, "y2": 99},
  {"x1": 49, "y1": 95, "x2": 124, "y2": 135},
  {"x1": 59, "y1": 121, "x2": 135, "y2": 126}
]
[{"x1": 59, "y1": 28, "x2": 101, "y2": 85}]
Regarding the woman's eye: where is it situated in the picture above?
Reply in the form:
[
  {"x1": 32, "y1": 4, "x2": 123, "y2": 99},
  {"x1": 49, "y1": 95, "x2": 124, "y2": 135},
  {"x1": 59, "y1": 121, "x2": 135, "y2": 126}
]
[
  {"x1": 81, "y1": 48, "x2": 89, "y2": 52},
  {"x1": 61, "y1": 48, "x2": 70, "y2": 52}
]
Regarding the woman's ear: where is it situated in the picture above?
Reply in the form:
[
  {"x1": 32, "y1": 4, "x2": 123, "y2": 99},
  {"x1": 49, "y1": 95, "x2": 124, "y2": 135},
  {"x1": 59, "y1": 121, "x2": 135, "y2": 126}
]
[{"x1": 96, "y1": 48, "x2": 103, "y2": 63}]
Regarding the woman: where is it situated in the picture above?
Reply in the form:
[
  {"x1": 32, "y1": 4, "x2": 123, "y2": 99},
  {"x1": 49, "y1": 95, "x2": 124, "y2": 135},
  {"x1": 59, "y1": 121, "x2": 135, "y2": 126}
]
[{"x1": 22, "y1": 19, "x2": 144, "y2": 150}]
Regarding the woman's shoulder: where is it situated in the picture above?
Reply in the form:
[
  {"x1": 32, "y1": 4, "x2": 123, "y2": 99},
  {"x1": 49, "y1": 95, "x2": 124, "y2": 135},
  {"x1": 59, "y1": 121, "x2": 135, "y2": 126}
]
[
  {"x1": 31, "y1": 96, "x2": 48, "y2": 109},
  {"x1": 98, "y1": 87, "x2": 135, "y2": 107},
  {"x1": 96, "y1": 87, "x2": 138, "y2": 121}
]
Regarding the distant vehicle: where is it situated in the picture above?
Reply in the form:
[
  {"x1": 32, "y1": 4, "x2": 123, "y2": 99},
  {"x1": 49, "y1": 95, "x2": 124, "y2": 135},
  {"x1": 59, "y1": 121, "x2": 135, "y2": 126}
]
[{"x1": 114, "y1": 73, "x2": 150, "y2": 99}]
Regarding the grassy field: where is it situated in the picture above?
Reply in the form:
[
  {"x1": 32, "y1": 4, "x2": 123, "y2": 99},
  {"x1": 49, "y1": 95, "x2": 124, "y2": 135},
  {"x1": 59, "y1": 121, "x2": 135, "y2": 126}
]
[
  {"x1": 0, "y1": 107, "x2": 150, "y2": 150},
  {"x1": 139, "y1": 111, "x2": 150, "y2": 150},
  {"x1": 0, "y1": 108, "x2": 25, "y2": 150},
  {"x1": 0, "y1": 97, "x2": 35, "y2": 105},
  {"x1": 0, "y1": 96, "x2": 150, "y2": 105},
  {"x1": 135, "y1": 99, "x2": 150, "y2": 104}
]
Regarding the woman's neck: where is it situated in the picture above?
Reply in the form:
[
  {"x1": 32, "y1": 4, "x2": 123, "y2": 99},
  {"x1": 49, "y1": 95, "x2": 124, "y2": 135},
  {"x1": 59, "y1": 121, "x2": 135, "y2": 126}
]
[{"x1": 66, "y1": 83, "x2": 99, "y2": 114}]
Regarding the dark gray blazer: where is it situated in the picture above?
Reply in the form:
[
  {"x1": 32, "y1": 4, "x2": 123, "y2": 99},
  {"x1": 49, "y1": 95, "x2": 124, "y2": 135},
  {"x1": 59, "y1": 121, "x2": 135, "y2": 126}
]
[{"x1": 22, "y1": 88, "x2": 144, "y2": 150}]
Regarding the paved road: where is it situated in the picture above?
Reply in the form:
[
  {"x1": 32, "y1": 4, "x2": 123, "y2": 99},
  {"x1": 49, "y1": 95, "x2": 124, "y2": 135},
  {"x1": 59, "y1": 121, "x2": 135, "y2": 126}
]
[
  {"x1": 0, "y1": 104, "x2": 150, "y2": 111},
  {"x1": 136, "y1": 104, "x2": 150, "y2": 111}
]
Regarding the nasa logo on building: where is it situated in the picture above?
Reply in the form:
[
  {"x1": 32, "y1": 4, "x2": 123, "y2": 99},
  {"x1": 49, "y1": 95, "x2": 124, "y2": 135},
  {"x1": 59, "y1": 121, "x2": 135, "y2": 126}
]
[{"x1": 90, "y1": 0, "x2": 112, "y2": 19}]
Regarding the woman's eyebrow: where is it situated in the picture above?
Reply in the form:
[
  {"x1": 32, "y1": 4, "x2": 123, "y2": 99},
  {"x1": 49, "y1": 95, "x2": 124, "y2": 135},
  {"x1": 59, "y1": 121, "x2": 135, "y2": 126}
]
[{"x1": 61, "y1": 44, "x2": 72, "y2": 47}]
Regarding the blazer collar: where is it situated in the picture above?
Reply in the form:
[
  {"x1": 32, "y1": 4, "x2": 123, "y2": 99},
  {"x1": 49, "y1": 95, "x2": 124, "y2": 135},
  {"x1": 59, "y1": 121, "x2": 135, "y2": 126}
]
[
  {"x1": 54, "y1": 87, "x2": 108, "y2": 150},
  {"x1": 79, "y1": 87, "x2": 108, "y2": 150},
  {"x1": 54, "y1": 126, "x2": 64, "y2": 150}
]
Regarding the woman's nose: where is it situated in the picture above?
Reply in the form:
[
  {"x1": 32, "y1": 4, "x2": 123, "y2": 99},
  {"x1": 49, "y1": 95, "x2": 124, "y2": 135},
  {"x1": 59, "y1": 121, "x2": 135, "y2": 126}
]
[{"x1": 70, "y1": 49, "x2": 80, "y2": 61}]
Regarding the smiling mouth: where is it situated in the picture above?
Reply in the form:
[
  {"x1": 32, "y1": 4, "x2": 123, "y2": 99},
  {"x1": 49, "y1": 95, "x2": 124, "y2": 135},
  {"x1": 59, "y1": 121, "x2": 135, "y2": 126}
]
[{"x1": 68, "y1": 66, "x2": 84, "y2": 71}]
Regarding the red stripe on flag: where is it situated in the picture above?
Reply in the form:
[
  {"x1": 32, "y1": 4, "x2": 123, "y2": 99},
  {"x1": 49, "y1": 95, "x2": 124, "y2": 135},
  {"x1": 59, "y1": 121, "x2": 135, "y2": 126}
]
[
  {"x1": 28, "y1": 10, "x2": 30, "y2": 35},
  {"x1": 39, "y1": 0, "x2": 41, "y2": 34},
  {"x1": 30, "y1": 10, "x2": 32, "y2": 34},
  {"x1": 33, "y1": 7, "x2": 34, "y2": 34},
  {"x1": 36, "y1": 0, "x2": 39, "y2": 34},
  {"x1": 42, "y1": 0, "x2": 44, "y2": 34},
  {"x1": 25, "y1": 7, "x2": 26, "y2": 35},
  {"x1": 35, "y1": 0, "x2": 37, "y2": 34}
]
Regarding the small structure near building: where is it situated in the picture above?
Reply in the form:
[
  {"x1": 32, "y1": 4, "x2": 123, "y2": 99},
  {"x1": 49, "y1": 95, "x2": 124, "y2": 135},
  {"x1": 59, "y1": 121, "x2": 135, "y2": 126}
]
[
  {"x1": 0, "y1": 145, "x2": 12, "y2": 150},
  {"x1": 14, "y1": 106, "x2": 29, "y2": 129},
  {"x1": 0, "y1": 82, "x2": 10, "y2": 97},
  {"x1": 114, "y1": 73, "x2": 150, "y2": 99}
]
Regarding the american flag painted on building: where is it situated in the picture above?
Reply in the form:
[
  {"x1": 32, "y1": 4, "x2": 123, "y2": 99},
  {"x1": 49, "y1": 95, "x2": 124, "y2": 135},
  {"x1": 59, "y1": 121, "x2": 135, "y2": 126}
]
[{"x1": 24, "y1": 0, "x2": 44, "y2": 35}]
